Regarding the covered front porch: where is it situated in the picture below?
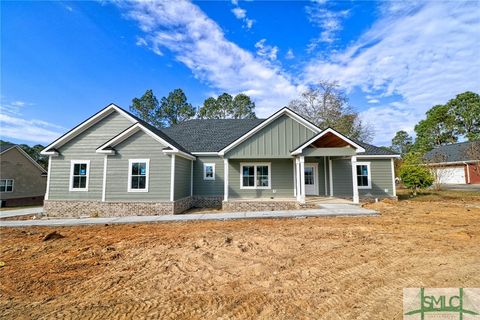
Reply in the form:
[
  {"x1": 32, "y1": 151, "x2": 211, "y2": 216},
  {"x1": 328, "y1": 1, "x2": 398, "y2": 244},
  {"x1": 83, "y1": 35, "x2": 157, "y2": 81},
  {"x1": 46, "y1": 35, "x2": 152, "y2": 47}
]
[
  {"x1": 291, "y1": 128, "x2": 366, "y2": 204},
  {"x1": 222, "y1": 128, "x2": 366, "y2": 209}
]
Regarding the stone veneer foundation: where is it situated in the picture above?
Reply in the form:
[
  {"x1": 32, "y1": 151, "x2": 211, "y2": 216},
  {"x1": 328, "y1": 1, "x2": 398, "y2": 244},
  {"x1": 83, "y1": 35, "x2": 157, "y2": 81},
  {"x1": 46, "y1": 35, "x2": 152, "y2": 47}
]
[{"x1": 44, "y1": 197, "x2": 193, "y2": 217}]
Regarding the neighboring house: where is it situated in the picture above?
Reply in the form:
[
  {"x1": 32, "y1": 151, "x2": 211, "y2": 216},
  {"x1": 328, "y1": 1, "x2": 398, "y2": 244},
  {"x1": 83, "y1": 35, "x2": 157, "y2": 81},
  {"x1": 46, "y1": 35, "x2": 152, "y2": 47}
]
[
  {"x1": 0, "y1": 143, "x2": 47, "y2": 207},
  {"x1": 41, "y1": 104, "x2": 399, "y2": 217},
  {"x1": 424, "y1": 141, "x2": 480, "y2": 184}
]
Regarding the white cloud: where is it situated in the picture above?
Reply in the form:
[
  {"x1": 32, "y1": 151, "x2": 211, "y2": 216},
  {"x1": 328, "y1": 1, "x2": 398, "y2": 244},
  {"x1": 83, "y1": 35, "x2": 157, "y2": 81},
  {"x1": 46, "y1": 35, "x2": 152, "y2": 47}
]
[
  {"x1": 231, "y1": 3, "x2": 254, "y2": 29},
  {"x1": 0, "y1": 101, "x2": 63, "y2": 144},
  {"x1": 285, "y1": 48, "x2": 295, "y2": 60},
  {"x1": 303, "y1": 1, "x2": 480, "y2": 145},
  {"x1": 135, "y1": 37, "x2": 148, "y2": 47},
  {"x1": 119, "y1": 0, "x2": 299, "y2": 116},
  {"x1": 367, "y1": 99, "x2": 379, "y2": 104},
  {"x1": 232, "y1": 7, "x2": 246, "y2": 19},
  {"x1": 255, "y1": 39, "x2": 279, "y2": 61},
  {"x1": 305, "y1": 2, "x2": 349, "y2": 49}
]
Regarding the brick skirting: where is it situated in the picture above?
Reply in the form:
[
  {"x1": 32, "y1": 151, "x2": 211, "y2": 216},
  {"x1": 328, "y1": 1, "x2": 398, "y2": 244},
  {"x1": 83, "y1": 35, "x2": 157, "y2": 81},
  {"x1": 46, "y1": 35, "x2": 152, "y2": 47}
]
[
  {"x1": 222, "y1": 200, "x2": 301, "y2": 212},
  {"x1": 44, "y1": 197, "x2": 194, "y2": 217},
  {"x1": 192, "y1": 196, "x2": 224, "y2": 208}
]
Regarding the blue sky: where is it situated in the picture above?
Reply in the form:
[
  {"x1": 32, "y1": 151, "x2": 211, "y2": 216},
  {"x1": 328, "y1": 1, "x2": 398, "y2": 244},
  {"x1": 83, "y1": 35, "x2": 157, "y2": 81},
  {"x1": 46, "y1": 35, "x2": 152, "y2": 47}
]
[{"x1": 1, "y1": 0, "x2": 479, "y2": 146}]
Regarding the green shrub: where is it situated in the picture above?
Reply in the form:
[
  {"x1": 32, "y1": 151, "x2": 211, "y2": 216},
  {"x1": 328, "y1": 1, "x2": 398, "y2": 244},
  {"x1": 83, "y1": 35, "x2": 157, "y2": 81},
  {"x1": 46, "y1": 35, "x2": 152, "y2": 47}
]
[{"x1": 399, "y1": 152, "x2": 434, "y2": 196}]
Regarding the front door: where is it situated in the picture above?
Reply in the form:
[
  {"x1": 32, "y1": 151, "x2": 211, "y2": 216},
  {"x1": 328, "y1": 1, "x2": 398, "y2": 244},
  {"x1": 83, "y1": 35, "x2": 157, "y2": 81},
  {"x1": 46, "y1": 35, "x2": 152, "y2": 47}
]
[{"x1": 304, "y1": 163, "x2": 318, "y2": 195}]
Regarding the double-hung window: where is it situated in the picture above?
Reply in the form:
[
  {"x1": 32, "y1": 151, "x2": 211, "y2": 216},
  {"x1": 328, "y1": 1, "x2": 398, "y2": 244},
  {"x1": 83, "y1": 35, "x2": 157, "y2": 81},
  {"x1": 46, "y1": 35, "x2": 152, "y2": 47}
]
[
  {"x1": 0, "y1": 179, "x2": 14, "y2": 192},
  {"x1": 203, "y1": 163, "x2": 215, "y2": 180},
  {"x1": 69, "y1": 160, "x2": 90, "y2": 191},
  {"x1": 240, "y1": 163, "x2": 271, "y2": 189},
  {"x1": 128, "y1": 159, "x2": 149, "y2": 192},
  {"x1": 356, "y1": 162, "x2": 371, "y2": 189}
]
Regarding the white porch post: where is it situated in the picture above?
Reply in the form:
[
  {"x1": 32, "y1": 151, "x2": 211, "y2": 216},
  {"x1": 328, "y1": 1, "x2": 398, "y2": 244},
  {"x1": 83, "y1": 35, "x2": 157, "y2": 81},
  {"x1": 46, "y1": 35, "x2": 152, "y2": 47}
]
[
  {"x1": 300, "y1": 156, "x2": 306, "y2": 203},
  {"x1": 295, "y1": 157, "x2": 301, "y2": 202},
  {"x1": 224, "y1": 158, "x2": 229, "y2": 201},
  {"x1": 351, "y1": 156, "x2": 359, "y2": 204},
  {"x1": 293, "y1": 159, "x2": 297, "y2": 197},
  {"x1": 170, "y1": 154, "x2": 175, "y2": 201},
  {"x1": 329, "y1": 157, "x2": 333, "y2": 197},
  {"x1": 324, "y1": 156, "x2": 328, "y2": 196}
]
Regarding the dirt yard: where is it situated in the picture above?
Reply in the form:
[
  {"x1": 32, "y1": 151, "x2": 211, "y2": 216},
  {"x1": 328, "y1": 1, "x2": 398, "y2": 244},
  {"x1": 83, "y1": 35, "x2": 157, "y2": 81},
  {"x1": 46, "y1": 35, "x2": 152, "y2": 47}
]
[{"x1": 1, "y1": 191, "x2": 479, "y2": 319}]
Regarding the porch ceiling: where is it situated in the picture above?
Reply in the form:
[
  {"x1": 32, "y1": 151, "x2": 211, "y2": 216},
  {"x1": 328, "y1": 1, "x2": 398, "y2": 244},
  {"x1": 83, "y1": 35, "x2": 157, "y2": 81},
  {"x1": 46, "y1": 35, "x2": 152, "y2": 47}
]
[{"x1": 312, "y1": 132, "x2": 351, "y2": 148}]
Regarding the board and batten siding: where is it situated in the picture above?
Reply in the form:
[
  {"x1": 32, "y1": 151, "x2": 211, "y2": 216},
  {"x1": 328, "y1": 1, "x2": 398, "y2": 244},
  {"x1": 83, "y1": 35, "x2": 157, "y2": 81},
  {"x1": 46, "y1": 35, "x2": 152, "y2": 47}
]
[
  {"x1": 174, "y1": 156, "x2": 191, "y2": 200},
  {"x1": 228, "y1": 159, "x2": 295, "y2": 199},
  {"x1": 358, "y1": 158, "x2": 395, "y2": 197},
  {"x1": 193, "y1": 156, "x2": 224, "y2": 196},
  {"x1": 226, "y1": 114, "x2": 317, "y2": 159},
  {"x1": 48, "y1": 111, "x2": 133, "y2": 200},
  {"x1": 105, "y1": 131, "x2": 171, "y2": 201}
]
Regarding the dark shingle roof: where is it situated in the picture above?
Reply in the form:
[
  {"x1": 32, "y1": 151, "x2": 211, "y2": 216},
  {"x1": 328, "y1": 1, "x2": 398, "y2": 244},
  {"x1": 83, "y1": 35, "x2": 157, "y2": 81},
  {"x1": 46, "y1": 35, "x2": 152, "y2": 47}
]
[
  {"x1": 0, "y1": 142, "x2": 15, "y2": 153},
  {"x1": 357, "y1": 142, "x2": 398, "y2": 156},
  {"x1": 424, "y1": 141, "x2": 480, "y2": 163},
  {"x1": 162, "y1": 118, "x2": 396, "y2": 156},
  {"x1": 162, "y1": 119, "x2": 265, "y2": 152}
]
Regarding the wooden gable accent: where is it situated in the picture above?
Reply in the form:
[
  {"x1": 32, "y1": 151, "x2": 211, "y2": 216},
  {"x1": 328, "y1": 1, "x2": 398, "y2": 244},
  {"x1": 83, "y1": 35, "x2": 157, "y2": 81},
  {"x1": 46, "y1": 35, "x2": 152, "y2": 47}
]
[{"x1": 312, "y1": 132, "x2": 352, "y2": 148}]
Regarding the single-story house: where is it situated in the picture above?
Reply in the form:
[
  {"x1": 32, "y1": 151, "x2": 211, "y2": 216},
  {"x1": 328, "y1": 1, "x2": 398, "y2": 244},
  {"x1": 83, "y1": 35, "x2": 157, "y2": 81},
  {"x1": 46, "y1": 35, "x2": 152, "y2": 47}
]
[
  {"x1": 0, "y1": 143, "x2": 47, "y2": 207},
  {"x1": 424, "y1": 141, "x2": 480, "y2": 184},
  {"x1": 41, "y1": 104, "x2": 399, "y2": 217}
]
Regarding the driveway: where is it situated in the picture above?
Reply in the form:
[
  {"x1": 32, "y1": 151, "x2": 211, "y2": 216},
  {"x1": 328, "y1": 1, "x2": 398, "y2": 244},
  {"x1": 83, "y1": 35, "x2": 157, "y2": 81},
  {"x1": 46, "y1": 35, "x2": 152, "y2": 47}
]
[
  {"x1": 440, "y1": 184, "x2": 480, "y2": 192},
  {"x1": 0, "y1": 204, "x2": 376, "y2": 227},
  {"x1": 0, "y1": 206, "x2": 43, "y2": 219}
]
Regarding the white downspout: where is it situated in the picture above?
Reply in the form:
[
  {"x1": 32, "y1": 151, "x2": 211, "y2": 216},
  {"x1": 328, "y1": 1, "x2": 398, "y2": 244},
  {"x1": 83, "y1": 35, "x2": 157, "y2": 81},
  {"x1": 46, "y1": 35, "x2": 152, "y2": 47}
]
[
  {"x1": 170, "y1": 154, "x2": 175, "y2": 201},
  {"x1": 45, "y1": 155, "x2": 52, "y2": 200},
  {"x1": 224, "y1": 158, "x2": 229, "y2": 201}
]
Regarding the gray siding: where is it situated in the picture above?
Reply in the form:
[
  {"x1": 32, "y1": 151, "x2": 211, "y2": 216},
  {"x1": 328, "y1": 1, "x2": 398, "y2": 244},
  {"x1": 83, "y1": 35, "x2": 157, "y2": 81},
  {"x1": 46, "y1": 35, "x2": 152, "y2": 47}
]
[
  {"x1": 106, "y1": 131, "x2": 171, "y2": 201},
  {"x1": 49, "y1": 111, "x2": 133, "y2": 200},
  {"x1": 193, "y1": 156, "x2": 224, "y2": 196},
  {"x1": 228, "y1": 159, "x2": 295, "y2": 199},
  {"x1": 0, "y1": 148, "x2": 46, "y2": 199},
  {"x1": 332, "y1": 158, "x2": 353, "y2": 197},
  {"x1": 174, "y1": 156, "x2": 191, "y2": 200},
  {"x1": 227, "y1": 114, "x2": 316, "y2": 159},
  {"x1": 359, "y1": 158, "x2": 395, "y2": 197}
]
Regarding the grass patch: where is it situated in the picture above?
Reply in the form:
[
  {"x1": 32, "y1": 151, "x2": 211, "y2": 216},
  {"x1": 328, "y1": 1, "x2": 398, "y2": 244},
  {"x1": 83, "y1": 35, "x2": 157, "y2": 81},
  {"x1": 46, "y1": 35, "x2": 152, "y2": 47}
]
[{"x1": 397, "y1": 188, "x2": 480, "y2": 202}]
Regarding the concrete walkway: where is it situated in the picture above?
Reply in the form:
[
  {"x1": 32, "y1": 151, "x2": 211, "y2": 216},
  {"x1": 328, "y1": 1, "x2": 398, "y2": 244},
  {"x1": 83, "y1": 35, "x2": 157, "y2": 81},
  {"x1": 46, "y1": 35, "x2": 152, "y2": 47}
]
[
  {"x1": 0, "y1": 206, "x2": 43, "y2": 219},
  {"x1": 0, "y1": 205, "x2": 376, "y2": 228}
]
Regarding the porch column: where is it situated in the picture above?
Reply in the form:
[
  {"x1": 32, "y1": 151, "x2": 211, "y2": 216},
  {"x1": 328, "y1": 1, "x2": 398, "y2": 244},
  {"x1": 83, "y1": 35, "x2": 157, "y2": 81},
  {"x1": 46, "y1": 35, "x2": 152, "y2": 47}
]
[
  {"x1": 224, "y1": 158, "x2": 229, "y2": 201},
  {"x1": 295, "y1": 157, "x2": 301, "y2": 202},
  {"x1": 351, "y1": 156, "x2": 359, "y2": 204},
  {"x1": 300, "y1": 156, "x2": 306, "y2": 203},
  {"x1": 293, "y1": 159, "x2": 297, "y2": 197}
]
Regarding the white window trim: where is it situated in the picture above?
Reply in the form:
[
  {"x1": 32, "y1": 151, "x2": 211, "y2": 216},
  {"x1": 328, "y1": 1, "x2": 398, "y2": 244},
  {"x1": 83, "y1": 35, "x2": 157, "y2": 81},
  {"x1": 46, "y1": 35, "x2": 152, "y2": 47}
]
[
  {"x1": 0, "y1": 179, "x2": 14, "y2": 193},
  {"x1": 356, "y1": 161, "x2": 371, "y2": 189},
  {"x1": 69, "y1": 160, "x2": 90, "y2": 192},
  {"x1": 203, "y1": 163, "x2": 216, "y2": 180},
  {"x1": 128, "y1": 159, "x2": 150, "y2": 192},
  {"x1": 240, "y1": 162, "x2": 272, "y2": 190}
]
